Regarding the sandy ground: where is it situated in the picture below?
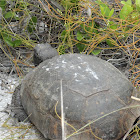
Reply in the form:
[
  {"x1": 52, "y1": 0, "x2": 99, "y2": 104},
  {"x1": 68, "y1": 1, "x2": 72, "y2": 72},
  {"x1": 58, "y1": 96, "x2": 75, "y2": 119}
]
[{"x1": 0, "y1": 73, "x2": 44, "y2": 140}]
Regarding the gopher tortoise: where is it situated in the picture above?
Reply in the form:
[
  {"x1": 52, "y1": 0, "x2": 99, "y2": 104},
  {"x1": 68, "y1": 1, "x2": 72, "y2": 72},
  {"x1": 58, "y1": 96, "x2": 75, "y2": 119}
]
[{"x1": 12, "y1": 53, "x2": 140, "y2": 140}]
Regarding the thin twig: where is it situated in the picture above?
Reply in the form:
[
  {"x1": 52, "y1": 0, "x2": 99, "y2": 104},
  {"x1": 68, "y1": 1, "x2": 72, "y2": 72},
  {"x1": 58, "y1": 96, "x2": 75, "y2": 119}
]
[
  {"x1": 123, "y1": 119, "x2": 140, "y2": 140},
  {"x1": 131, "y1": 96, "x2": 140, "y2": 102},
  {"x1": 60, "y1": 79, "x2": 66, "y2": 140}
]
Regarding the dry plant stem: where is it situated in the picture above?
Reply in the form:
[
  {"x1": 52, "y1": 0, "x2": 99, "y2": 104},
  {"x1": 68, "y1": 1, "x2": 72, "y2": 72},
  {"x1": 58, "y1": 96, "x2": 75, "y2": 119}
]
[
  {"x1": 1, "y1": 16, "x2": 14, "y2": 34},
  {"x1": 49, "y1": 0, "x2": 64, "y2": 11},
  {"x1": 131, "y1": 96, "x2": 140, "y2": 102},
  {"x1": 60, "y1": 79, "x2": 66, "y2": 140},
  {"x1": 48, "y1": 18, "x2": 52, "y2": 43},
  {"x1": 123, "y1": 119, "x2": 140, "y2": 140},
  {"x1": 38, "y1": 0, "x2": 53, "y2": 17}
]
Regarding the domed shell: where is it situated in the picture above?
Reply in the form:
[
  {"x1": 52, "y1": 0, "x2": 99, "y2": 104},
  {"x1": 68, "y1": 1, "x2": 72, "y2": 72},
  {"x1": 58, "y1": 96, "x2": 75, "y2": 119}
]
[{"x1": 20, "y1": 54, "x2": 136, "y2": 140}]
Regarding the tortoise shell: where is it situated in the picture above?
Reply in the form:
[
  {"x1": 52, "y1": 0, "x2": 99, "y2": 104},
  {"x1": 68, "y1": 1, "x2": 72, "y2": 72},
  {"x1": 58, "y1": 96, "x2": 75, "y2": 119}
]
[{"x1": 20, "y1": 54, "x2": 138, "y2": 140}]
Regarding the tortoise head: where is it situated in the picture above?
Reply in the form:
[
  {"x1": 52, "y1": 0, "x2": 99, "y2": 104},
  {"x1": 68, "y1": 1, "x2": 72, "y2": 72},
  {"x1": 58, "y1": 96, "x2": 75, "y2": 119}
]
[{"x1": 33, "y1": 42, "x2": 58, "y2": 66}]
